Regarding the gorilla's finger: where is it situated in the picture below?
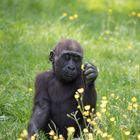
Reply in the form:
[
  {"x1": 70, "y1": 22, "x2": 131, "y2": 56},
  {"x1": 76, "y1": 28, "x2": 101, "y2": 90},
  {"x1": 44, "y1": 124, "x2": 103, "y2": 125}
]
[
  {"x1": 84, "y1": 62, "x2": 93, "y2": 68},
  {"x1": 85, "y1": 63, "x2": 97, "y2": 72},
  {"x1": 84, "y1": 68, "x2": 94, "y2": 75},
  {"x1": 86, "y1": 73, "x2": 97, "y2": 80},
  {"x1": 84, "y1": 68, "x2": 97, "y2": 75},
  {"x1": 85, "y1": 63, "x2": 93, "y2": 69}
]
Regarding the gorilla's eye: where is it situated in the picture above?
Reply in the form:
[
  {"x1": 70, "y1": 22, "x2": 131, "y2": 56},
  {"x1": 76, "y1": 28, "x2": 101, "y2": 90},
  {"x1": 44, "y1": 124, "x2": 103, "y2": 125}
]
[
  {"x1": 73, "y1": 56, "x2": 81, "y2": 62},
  {"x1": 64, "y1": 54, "x2": 70, "y2": 61}
]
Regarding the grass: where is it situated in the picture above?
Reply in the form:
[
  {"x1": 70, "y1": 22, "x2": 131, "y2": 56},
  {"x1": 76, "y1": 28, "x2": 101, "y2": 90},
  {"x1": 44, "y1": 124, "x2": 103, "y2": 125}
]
[{"x1": 0, "y1": 0, "x2": 140, "y2": 139}]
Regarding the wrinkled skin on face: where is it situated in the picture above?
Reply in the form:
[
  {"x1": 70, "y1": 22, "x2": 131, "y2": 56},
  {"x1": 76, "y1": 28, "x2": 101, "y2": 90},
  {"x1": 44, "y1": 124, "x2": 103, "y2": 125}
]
[{"x1": 54, "y1": 50, "x2": 83, "y2": 82}]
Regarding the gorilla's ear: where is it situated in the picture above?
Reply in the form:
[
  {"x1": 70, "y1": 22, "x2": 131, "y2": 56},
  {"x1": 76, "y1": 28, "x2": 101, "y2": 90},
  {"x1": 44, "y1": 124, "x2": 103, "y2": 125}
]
[{"x1": 49, "y1": 50, "x2": 54, "y2": 62}]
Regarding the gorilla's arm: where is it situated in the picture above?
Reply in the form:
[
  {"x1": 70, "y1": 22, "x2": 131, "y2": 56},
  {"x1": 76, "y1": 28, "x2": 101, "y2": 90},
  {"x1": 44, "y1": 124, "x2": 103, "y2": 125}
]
[
  {"x1": 28, "y1": 73, "x2": 50, "y2": 138},
  {"x1": 83, "y1": 63, "x2": 98, "y2": 112},
  {"x1": 83, "y1": 84, "x2": 97, "y2": 112}
]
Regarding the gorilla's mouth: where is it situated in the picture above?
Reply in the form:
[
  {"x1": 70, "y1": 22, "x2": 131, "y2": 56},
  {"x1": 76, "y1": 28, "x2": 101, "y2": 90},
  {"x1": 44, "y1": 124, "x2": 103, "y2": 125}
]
[{"x1": 63, "y1": 73, "x2": 76, "y2": 81}]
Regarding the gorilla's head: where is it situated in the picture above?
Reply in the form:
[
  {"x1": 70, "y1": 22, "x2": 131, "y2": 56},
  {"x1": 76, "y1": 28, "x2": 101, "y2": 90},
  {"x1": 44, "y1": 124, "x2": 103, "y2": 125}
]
[{"x1": 49, "y1": 39, "x2": 83, "y2": 82}]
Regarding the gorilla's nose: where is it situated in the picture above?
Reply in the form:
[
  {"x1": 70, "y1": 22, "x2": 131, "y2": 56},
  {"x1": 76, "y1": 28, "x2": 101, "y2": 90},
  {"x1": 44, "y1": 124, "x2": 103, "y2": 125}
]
[{"x1": 68, "y1": 65, "x2": 75, "y2": 71}]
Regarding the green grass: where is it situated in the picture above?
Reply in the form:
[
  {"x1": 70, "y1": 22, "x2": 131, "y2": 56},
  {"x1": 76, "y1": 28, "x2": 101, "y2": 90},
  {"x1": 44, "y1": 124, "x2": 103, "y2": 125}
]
[{"x1": 0, "y1": 0, "x2": 140, "y2": 139}]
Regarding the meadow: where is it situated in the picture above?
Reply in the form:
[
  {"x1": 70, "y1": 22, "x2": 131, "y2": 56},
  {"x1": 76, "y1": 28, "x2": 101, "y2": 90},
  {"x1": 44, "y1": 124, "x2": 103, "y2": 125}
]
[{"x1": 0, "y1": 0, "x2": 140, "y2": 139}]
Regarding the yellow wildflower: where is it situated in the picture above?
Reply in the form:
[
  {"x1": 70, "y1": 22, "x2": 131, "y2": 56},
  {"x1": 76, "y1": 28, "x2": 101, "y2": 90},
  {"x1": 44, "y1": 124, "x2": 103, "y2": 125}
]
[
  {"x1": 127, "y1": 105, "x2": 132, "y2": 111},
  {"x1": 107, "y1": 135, "x2": 111, "y2": 138},
  {"x1": 59, "y1": 134, "x2": 63, "y2": 138},
  {"x1": 131, "y1": 11, "x2": 136, "y2": 16},
  {"x1": 127, "y1": 44, "x2": 132, "y2": 49},
  {"x1": 125, "y1": 131, "x2": 130, "y2": 136},
  {"x1": 101, "y1": 100, "x2": 108, "y2": 104},
  {"x1": 110, "y1": 117, "x2": 115, "y2": 122},
  {"x1": 105, "y1": 30, "x2": 110, "y2": 35},
  {"x1": 49, "y1": 130, "x2": 55, "y2": 136},
  {"x1": 31, "y1": 135, "x2": 36, "y2": 140},
  {"x1": 90, "y1": 121, "x2": 97, "y2": 126},
  {"x1": 83, "y1": 111, "x2": 90, "y2": 116},
  {"x1": 87, "y1": 118, "x2": 91, "y2": 123},
  {"x1": 102, "y1": 132, "x2": 108, "y2": 138},
  {"x1": 22, "y1": 129, "x2": 28, "y2": 137},
  {"x1": 96, "y1": 130, "x2": 102, "y2": 135},
  {"x1": 88, "y1": 133, "x2": 93, "y2": 139},
  {"x1": 62, "y1": 12, "x2": 67, "y2": 17},
  {"x1": 131, "y1": 97, "x2": 137, "y2": 102},
  {"x1": 101, "y1": 108, "x2": 106, "y2": 113},
  {"x1": 74, "y1": 14, "x2": 78, "y2": 19},
  {"x1": 102, "y1": 96, "x2": 107, "y2": 100},
  {"x1": 138, "y1": 134, "x2": 140, "y2": 139},
  {"x1": 20, "y1": 133, "x2": 24, "y2": 138},
  {"x1": 58, "y1": 134, "x2": 64, "y2": 140},
  {"x1": 53, "y1": 135, "x2": 58, "y2": 140},
  {"x1": 77, "y1": 105, "x2": 80, "y2": 109},
  {"x1": 84, "y1": 105, "x2": 91, "y2": 110},
  {"x1": 83, "y1": 128, "x2": 89, "y2": 133},
  {"x1": 133, "y1": 103, "x2": 138, "y2": 108},
  {"x1": 17, "y1": 138, "x2": 22, "y2": 140},
  {"x1": 96, "y1": 112, "x2": 101, "y2": 118},
  {"x1": 100, "y1": 103, "x2": 106, "y2": 108},
  {"x1": 108, "y1": 9, "x2": 112, "y2": 14},
  {"x1": 109, "y1": 138, "x2": 114, "y2": 140},
  {"x1": 75, "y1": 91, "x2": 79, "y2": 94},
  {"x1": 77, "y1": 88, "x2": 84, "y2": 93},
  {"x1": 81, "y1": 64, "x2": 85, "y2": 71},
  {"x1": 74, "y1": 93, "x2": 80, "y2": 99},
  {"x1": 67, "y1": 127, "x2": 75, "y2": 134},
  {"x1": 69, "y1": 16, "x2": 74, "y2": 20},
  {"x1": 28, "y1": 88, "x2": 33, "y2": 92},
  {"x1": 91, "y1": 108, "x2": 94, "y2": 112},
  {"x1": 111, "y1": 93, "x2": 115, "y2": 97},
  {"x1": 137, "y1": 13, "x2": 140, "y2": 17}
]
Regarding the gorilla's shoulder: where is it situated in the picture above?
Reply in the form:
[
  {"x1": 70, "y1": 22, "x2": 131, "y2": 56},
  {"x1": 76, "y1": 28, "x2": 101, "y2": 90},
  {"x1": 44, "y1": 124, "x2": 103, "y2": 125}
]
[{"x1": 35, "y1": 71, "x2": 53, "y2": 83}]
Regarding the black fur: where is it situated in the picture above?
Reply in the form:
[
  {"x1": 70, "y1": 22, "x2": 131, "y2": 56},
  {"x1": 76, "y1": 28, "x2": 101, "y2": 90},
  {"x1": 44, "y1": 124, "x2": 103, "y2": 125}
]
[{"x1": 28, "y1": 39, "x2": 98, "y2": 139}]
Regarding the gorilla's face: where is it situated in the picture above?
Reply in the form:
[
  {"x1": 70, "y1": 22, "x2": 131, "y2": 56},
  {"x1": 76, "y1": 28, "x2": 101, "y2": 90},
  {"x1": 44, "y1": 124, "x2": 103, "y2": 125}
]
[
  {"x1": 49, "y1": 39, "x2": 83, "y2": 82},
  {"x1": 54, "y1": 50, "x2": 83, "y2": 82}
]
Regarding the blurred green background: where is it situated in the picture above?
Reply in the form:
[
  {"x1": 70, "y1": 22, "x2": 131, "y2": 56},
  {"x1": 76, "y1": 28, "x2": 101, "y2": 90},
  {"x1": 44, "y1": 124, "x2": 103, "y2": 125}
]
[{"x1": 0, "y1": 0, "x2": 140, "y2": 139}]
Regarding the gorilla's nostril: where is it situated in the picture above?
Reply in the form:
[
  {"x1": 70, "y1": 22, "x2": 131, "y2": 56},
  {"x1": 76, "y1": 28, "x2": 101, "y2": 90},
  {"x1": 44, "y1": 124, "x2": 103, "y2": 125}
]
[
  {"x1": 71, "y1": 67, "x2": 75, "y2": 71},
  {"x1": 68, "y1": 66, "x2": 75, "y2": 71}
]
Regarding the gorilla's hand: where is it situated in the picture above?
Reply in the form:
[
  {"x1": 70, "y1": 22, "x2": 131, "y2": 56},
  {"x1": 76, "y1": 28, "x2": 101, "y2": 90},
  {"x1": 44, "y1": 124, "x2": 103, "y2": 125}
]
[{"x1": 83, "y1": 62, "x2": 98, "y2": 85}]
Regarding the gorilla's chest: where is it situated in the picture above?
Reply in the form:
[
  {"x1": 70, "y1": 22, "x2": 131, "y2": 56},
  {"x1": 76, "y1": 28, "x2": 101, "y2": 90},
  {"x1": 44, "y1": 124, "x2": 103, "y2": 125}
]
[
  {"x1": 47, "y1": 77, "x2": 83, "y2": 128},
  {"x1": 48, "y1": 79, "x2": 79, "y2": 114},
  {"x1": 48, "y1": 81, "x2": 76, "y2": 103},
  {"x1": 48, "y1": 84, "x2": 80, "y2": 126}
]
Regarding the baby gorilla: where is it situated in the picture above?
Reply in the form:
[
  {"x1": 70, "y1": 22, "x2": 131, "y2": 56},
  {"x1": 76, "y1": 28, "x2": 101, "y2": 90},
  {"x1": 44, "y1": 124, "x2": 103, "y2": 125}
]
[{"x1": 28, "y1": 39, "x2": 98, "y2": 139}]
